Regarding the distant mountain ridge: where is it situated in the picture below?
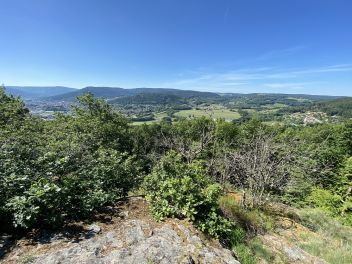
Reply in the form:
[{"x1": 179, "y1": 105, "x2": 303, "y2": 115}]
[
  {"x1": 46, "y1": 86, "x2": 219, "y2": 101},
  {"x1": 5, "y1": 86, "x2": 77, "y2": 99},
  {"x1": 4, "y1": 86, "x2": 346, "y2": 103},
  {"x1": 110, "y1": 93, "x2": 187, "y2": 105}
]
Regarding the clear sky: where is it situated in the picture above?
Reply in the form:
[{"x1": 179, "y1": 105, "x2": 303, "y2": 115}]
[{"x1": 1, "y1": 0, "x2": 351, "y2": 95}]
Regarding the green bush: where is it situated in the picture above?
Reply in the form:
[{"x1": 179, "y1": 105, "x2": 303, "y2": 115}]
[
  {"x1": 143, "y1": 151, "x2": 233, "y2": 239},
  {"x1": 233, "y1": 244, "x2": 256, "y2": 264},
  {"x1": 59, "y1": 148, "x2": 141, "y2": 219},
  {"x1": 306, "y1": 188, "x2": 342, "y2": 215},
  {"x1": 6, "y1": 179, "x2": 63, "y2": 228},
  {"x1": 0, "y1": 91, "x2": 142, "y2": 230}
]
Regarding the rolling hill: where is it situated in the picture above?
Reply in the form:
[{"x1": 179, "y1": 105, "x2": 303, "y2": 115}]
[
  {"x1": 46, "y1": 87, "x2": 219, "y2": 101},
  {"x1": 5, "y1": 86, "x2": 77, "y2": 100},
  {"x1": 110, "y1": 93, "x2": 186, "y2": 105},
  {"x1": 312, "y1": 97, "x2": 352, "y2": 118}
]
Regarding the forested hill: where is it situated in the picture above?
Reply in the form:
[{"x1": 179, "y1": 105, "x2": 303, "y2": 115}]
[
  {"x1": 46, "y1": 87, "x2": 219, "y2": 101},
  {"x1": 5, "y1": 86, "x2": 76, "y2": 99},
  {"x1": 277, "y1": 96, "x2": 352, "y2": 119},
  {"x1": 110, "y1": 93, "x2": 186, "y2": 105},
  {"x1": 5, "y1": 86, "x2": 343, "y2": 104},
  {"x1": 312, "y1": 97, "x2": 352, "y2": 118}
]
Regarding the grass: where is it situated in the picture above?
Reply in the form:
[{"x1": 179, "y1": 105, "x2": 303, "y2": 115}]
[
  {"x1": 21, "y1": 254, "x2": 36, "y2": 264},
  {"x1": 175, "y1": 108, "x2": 241, "y2": 121},
  {"x1": 132, "y1": 112, "x2": 168, "y2": 125},
  {"x1": 219, "y1": 195, "x2": 275, "y2": 234},
  {"x1": 287, "y1": 97, "x2": 311, "y2": 102},
  {"x1": 220, "y1": 192, "x2": 352, "y2": 264},
  {"x1": 248, "y1": 238, "x2": 273, "y2": 262},
  {"x1": 261, "y1": 103, "x2": 287, "y2": 108},
  {"x1": 233, "y1": 244, "x2": 256, "y2": 264},
  {"x1": 132, "y1": 105, "x2": 241, "y2": 125},
  {"x1": 132, "y1": 120, "x2": 158, "y2": 125},
  {"x1": 220, "y1": 194, "x2": 277, "y2": 264},
  {"x1": 297, "y1": 208, "x2": 352, "y2": 264}
]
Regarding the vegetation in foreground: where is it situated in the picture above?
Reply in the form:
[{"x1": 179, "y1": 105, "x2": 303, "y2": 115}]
[{"x1": 1, "y1": 86, "x2": 351, "y2": 263}]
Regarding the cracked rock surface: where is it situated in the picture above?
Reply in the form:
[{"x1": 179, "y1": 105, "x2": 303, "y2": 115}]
[{"x1": 1, "y1": 198, "x2": 239, "y2": 264}]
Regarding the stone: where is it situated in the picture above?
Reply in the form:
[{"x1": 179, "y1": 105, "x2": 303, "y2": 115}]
[
  {"x1": 4, "y1": 219, "x2": 240, "y2": 264},
  {"x1": 86, "y1": 224, "x2": 102, "y2": 238}
]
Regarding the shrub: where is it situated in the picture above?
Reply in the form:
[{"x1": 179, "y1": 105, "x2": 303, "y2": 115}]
[
  {"x1": 0, "y1": 91, "x2": 142, "y2": 230},
  {"x1": 60, "y1": 148, "x2": 141, "y2": 218},
  {"x1": 306, "y1": 188, "x2": 342, "y2": 215},
  {"x1": 143, "y1": 151, "x2": 233, "y2": 239},
  {"x1": 6, "y1": 179, "x2": 63, "y2": 228},
  {"x1": 233, "y1": 244, "x2": 256, "y2": 264},
  {"x1": 219, "y1": 195, "x2": 274, "y2": 234}
]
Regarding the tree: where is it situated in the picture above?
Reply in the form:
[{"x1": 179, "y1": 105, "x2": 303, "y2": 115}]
[
  {"x1": 0, "y1": 92, "x2": 142, "y2": 229},
  {"x1": 160, "y1": 117, "x2": 216, "y2": 163},
  {"x1": 225, "y1": 132, "x2": 293, "y2": 207},
  {"x1": 0, "y1": 86, "x2": 29, "y2": 126}
]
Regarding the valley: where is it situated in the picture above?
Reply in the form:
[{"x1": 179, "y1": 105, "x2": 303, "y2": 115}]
[{"x1": 5, "y1": 86, "x2": 351, "y2": 125}]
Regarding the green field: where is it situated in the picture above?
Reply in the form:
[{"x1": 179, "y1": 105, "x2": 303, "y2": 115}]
[
  {"x1": 287, "y1": 97, "x2": 311, "y2": 102},
  {"x1": 262, "y1": 103, "x2": 287, "y2": 108},
  {"x1": 132, "y1": 112, "x2": 168, "y2": 125},
  {"x1": 174, "y1": 108, "x2": 241, "y2": 121}
]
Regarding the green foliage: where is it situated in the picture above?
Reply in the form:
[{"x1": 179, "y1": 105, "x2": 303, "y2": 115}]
[
  {"x1": 248, "y1": 238, "x2": 273, "y2": 262},
  {"x1": 215, "y1": 119, "x2": 239, "y2": 146},
  {"x1": 0, "y1": 86, "x2": 29, "y2": 126},
  {"x1": 0, "y1": 91, "x2": 141, "y2": 230},
  {"x1": 301, "y1": 155, "x2": 352, "y2": 224},
  {"x1": 195, "y1": 210, "x2": 233, "y2": 239},
  {"x1": 219, "y1": 195, "x2": 274, "y2": 234},
  {"x1": 112, "y1": 93, "x2": 185, "y2": 105},
  {"x1": 1, "y1": 84, "x2": 351, "y2": 243},
  {"x1": 144, "y1": 151, "x2": 233, "y2": 239},
  {"x1": 298, "y1": 208, "x2": 352, "y2": 264},
  {"x1": 233, "y1": 244, "x2": 256, "y2": 264},
  {"x1": 279, "y1": 122, "x2": 352, "y2": 221},
  {"x1": 306, "y1": 188, "x2": 342, "y2": 215},
  {"x1": 313, "y1": 97, "x2": 352, "y2": 119},
  {"x1": 6, "y1": 179, "x2": 62, "y2": 228}
]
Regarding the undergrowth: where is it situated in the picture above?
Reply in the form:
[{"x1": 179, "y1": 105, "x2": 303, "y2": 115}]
[{"x1": 298, "y1": 208, "x2": 352, "y2": 264}]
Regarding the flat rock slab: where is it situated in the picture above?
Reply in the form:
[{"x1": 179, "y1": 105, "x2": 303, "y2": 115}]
[
  {"x1": 260, "y1": 233, "x2": 327, "y2": 264},
  {"x1": 3, "y1": 219, "x2": 239, "y2": 264}
]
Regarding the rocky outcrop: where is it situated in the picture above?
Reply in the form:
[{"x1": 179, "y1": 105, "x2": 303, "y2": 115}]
[
  {"x1": 259, "y1": 233, "x2": 327, "y2": 264},
  {"x1": 2, "y1": 198, "x2": 239, "y2": 264}
]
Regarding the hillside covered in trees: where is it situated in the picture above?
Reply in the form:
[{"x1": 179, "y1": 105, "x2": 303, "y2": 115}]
[
  {"x1": 6, "y1": 86, "x2": 351, "y2": 126},
  {"x1": 1, "y1": 87, "x2": 352, "y2": 263}
]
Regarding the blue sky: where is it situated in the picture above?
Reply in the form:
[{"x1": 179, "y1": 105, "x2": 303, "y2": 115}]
[{"x1": 1, "y1": 0, "x2": 351, "y2": 95}]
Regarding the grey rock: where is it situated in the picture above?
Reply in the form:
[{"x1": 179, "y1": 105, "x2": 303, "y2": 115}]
[
  {"x1": 123, "y1": 220, "x2": 146, "y2": 246},
  {"x1": 6, "y1": 220, "x2": 239, "y2": 264},
  {"x1": 88, "y1": 224, "x2": 102, "y2": 234},
  {"x1": 284, "y1": 246, "x2": 309, "y2": 261},
  {"x1": 260, "y1": 233, "x2": 328, "y2": 264}
]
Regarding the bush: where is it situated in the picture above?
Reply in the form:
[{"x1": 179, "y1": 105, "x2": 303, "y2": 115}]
[
  {"x1": 4, "y1": 149, "x2": 141, "y2": 229},
  {"x1": 6, "y1": 179, "x2": 63, "y2": 228},
  {"x1": 0, "y1": 92, "x2": 142, "y2": 230},
  {"x1": 233, "y1": 244, "x2": 256, "y2": 264},
  {"x1": 219, "y1": 195, "x2": 274, "y2": 234},
  {"x1": 59, "y1": 148, "x2": 141, "y2": 219},
  {"x1": 143, "y1": 151, "x2": 233, "y2": 239},
  {"x1": 306, "y1": 188, "x2": 342, "y2": 215}
]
